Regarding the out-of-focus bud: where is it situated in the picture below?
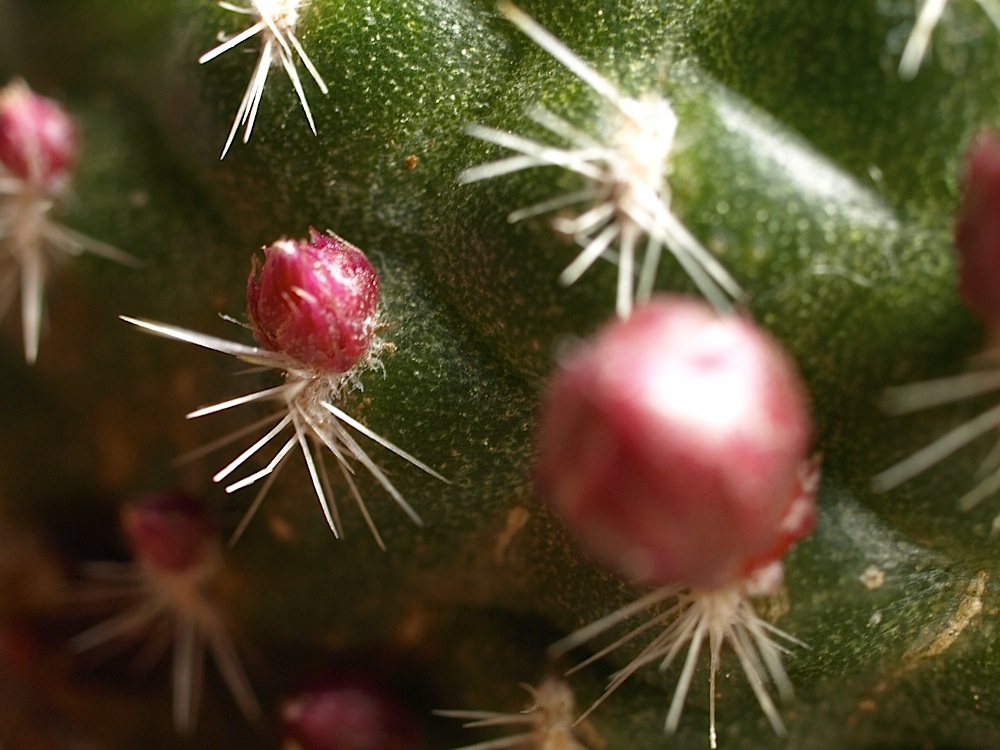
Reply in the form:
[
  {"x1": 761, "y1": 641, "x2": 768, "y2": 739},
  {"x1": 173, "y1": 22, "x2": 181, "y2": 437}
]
[
  {"x1": 955, "y1": 131, "x2": 1000, "y2": 338},
  {"x1": 0, "y1": 79, "x2": 78, "y2": 192},
  {"x1": 535, "y1": 296, "x2": 815, "y2": 590},
  {"x1": 119, "y1": 490, "x2": 216, "y2": 575}
]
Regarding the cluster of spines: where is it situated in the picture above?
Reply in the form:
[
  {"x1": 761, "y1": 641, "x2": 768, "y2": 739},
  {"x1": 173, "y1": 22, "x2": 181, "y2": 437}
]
[
  {"x1": 457, "y1": 6, "x2": 820, "y2": 747},
  {"x1": 72, "y1": 490, "x2": 261, "y2": 734},
  {"x1": 462, "y1": 2, "x2": 742, "y2": 320},
  {"x1": 122, "y1": 229, "x2": 444, "y2": 550},
  {"x1": 896, "y1": 0, "x2": 1000, "y2": 79}
]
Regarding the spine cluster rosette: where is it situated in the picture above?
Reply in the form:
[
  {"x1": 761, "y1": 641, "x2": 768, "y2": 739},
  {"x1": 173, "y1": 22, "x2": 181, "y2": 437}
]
[
  {"x1": 121, "y1": 229, "x2": 442, "y2": 549},
  {"x1": 0, "y1": 78, "x2": 135, "y2": 363},
  {"x1": 247, "y1": 228, "x2": 381, "y2": 375}
]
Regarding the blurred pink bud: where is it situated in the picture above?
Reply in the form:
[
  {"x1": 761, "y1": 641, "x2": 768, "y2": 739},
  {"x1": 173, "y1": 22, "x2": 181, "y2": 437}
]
[
  {"x1": 535, "y1": 297, "x2": 815, "y2": 590},
  {"x1": 280, "y1": 671, "x2": 422, "y2": 750},
  {"x1": 0, "y1": 79, "x2": 78, "y2": 192},
  {"x1": 120, "y1": 490, "x2": 216, "y2": 574},
  {"x1": 247, "y1": 229, "x2": 380, "y2": 373},
  {"x1": 955, "y1": 131, "x2": 1000, "y2": 337},
  {"x1": 738, "y1": 453, "x2": 819, "y2": 582}
]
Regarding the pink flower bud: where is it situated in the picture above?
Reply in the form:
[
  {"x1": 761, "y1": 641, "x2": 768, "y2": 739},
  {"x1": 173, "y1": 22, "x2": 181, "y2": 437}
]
[
  {"x1": 737, "y1": 453, "x2": 820, "y2": 582},
  {"x1": 280, "y1": 671, "x2": 422, "y2": 750},
  {"x1": 0, "y1": 79, "x2": 78, "y2": 192},
  {"x1": 955, "y1": 131, "x2": 1000, "y2": 337},
  {"x1": 247, "y1": 229, "x2": 380, "y2": 374},
  {"x1": 119, "y1": 490, "x2": 216, "y2": 574},
  {"x1": 535, "y1": 297, "x2": 815, "y2": 591}
]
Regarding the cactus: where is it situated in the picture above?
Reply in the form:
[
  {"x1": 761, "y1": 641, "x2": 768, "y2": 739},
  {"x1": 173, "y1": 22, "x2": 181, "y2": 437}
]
[{"x1": 1, "y1": 0, "x2": 1000, "y2": 748}]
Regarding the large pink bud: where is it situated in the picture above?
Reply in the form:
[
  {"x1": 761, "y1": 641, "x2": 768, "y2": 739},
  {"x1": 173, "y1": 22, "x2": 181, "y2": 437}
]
[
  {"x1": 955, "y1": 130, "x2": 1000, "y2": 337},
  {"x1": 0, "y1": 79, "x2": 78, "y2": 192},
  {"x1": 120, "y1": 490, "x2": 216, "y2": 575},
  {"x1": 535, "y1": 297, "x2": 815, "y2": 590},
  {"x1": 247, "y1": 229, "x2": 380, "y2": 374}
]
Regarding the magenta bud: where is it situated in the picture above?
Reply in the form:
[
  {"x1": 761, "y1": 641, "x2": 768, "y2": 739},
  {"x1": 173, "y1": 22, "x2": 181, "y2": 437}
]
[
  {"x1": 955, "y1": 131, "x2": 1000, "y2": 336},
  {"x1": 535, "y1": 297, "x2": 815, "y2": 590},
  {"x1": 0, "y1": 79, "x2": 78, "y2": 191},
  {"x1": 737, "y1": 453, "x2": 820, "y2": 581},
  {"x1": 280, "y1": 671, "x2": 422, "y2": 750},
  {"x1": 247, "y1": 229, "x2": 380, "y2": 373},
  {"x1": 119, "y1": 491, "x2": 216, "y2": 574}
]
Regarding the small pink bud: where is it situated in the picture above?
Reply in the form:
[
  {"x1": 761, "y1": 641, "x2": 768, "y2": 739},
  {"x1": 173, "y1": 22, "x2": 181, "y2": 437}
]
[
  {"x1": 535, "y1": 297, "x2": 815, "y2": 590},
  {"x1": 247, "y1": 229, "x2": 380, "y2": 373},
  {"x1": 280, "y1": 671, "x2": 422, "y2": 750},
  {"x1": 0, "y1": 79, "x2": 78, "y2": 192},
  {"x1": 955, "y1": 131, "x2": 1000, "y2": 338},
  {"x1": 119, "y1": 490, "x2": 216, "y2": 574}
]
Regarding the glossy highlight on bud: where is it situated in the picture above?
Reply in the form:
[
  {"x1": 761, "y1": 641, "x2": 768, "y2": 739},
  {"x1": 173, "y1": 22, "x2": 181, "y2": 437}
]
[
  {"x1": 539, "y1": 298, "x2": 818, "y2": 744},
  {"x1": 247, "y1": 229, "x2": 380, "y2": 374},
  {"x1": 535, "y1": 296, "x2": 814, "y2": 590},
  {"x1": 0, "y1": 79, "x2": 78, "y2": 192}
]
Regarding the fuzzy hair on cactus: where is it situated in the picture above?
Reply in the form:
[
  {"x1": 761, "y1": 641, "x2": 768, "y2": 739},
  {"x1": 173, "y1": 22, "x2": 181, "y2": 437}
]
[
  {"x1": 3, "y1": 0, "x2": 1000, "y2": 749},
  {"x1": 436, "y1": 677, "x2": 594, "y2": 750}
]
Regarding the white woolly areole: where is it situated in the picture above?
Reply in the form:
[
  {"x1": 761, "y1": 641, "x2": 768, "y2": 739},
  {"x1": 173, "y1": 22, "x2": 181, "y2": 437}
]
[{"x1": 436, "y1": 677, "x2": 594, "y2": 749}]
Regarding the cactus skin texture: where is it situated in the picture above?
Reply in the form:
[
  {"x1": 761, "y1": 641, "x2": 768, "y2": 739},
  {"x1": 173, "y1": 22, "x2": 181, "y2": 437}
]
[{"x1": 1, "y1": 1, "x2": 1000, "y2": 748}]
